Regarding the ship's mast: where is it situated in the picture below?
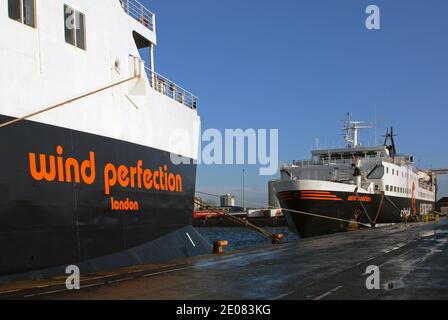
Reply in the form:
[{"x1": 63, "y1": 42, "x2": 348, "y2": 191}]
[{"x1": 342, "y1": 113, "x2": 372, "y2": 148}]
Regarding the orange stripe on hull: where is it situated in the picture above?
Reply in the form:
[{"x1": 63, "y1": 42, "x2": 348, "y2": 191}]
[
  {"x1": 300, "y1": 190, "x2": 332, "y2": 194},
  {"x1": 300, "y1": 197, "x2": 342, "y2": 201},
  {"x1": 299, "y1": 193, "x2": 338, "y2": 198}
]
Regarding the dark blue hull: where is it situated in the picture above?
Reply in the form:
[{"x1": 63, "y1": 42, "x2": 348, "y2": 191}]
[
  {"x1": 0, "y1": 115, "x2": 210, "y2": 279},
  {"x1": 277, "y1": 190, "x2": 434, "y2": 238}
]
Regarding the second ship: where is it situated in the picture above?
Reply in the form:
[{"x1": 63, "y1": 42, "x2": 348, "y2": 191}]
[{"x1": 274, "y1": 114, "x2": 436, "y2": 238}]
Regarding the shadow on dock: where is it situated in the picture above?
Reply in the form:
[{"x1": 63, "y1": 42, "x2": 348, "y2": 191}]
[{"x1": 1, "y1": 218, "x2": 447, "y2": 300}]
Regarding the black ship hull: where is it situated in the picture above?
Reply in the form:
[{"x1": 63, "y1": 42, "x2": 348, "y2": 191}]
[
  {"x1": 0, "y1": 115, "x2": 210, "y2": 279},
  {"x1": 277, "y1": 190, "x2": 434, "y2": 238}
]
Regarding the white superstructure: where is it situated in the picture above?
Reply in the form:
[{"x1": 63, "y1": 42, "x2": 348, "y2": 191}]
[
  {"x1": 279, "y1": 114, "x2": 436, "y2": 204},
  {"x1": 0, "y1": 0, "x2": 200, "y2": 159}
]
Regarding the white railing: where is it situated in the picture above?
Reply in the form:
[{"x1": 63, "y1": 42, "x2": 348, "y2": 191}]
[
  {"x1": 119, "y1": 0, "x2": 155, "y2": 31},
  {"x1": 146, "y1": 68, "x2": 198, "y2": 110},
  {"x1": 292, "y1": 156, "x2": 409, "y2": 168}
]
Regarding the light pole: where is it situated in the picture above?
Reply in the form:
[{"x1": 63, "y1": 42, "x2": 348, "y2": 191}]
[{"x1": 242, "y1": 168, "x2": 245, "y2": 211}]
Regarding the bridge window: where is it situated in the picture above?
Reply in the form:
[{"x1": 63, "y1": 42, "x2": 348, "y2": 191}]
[
  {"x1": 64, "y1": 4, "x2": 86, "y2": 50},
  {"x1": 8, "y1": 0, "x2": 35, "y2": 28},
  {"x1": 367, "y1": 165, "x2": 384, "y2": 179}
]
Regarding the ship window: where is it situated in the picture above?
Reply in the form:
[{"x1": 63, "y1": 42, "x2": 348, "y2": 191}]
[
  {"x1": 386, "y1": 167, "x2": 389, "y2": 174},
  {"x1": 8, "y1": 0, "x2": 35, "y2": 28},
  {"x1": 367, "y1": 165, "x2": 384, "y2": 179},
  {"x1": 386, "y1": 185, "x2": 389, "y2": 191},
  {"x1": 64, "y1": 5, "x2": 86, "y2": 50}
]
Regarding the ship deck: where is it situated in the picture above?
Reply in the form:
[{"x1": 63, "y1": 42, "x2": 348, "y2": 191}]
[{"x1": 0, "y1": 218, "x2": 447, "y2": 300}]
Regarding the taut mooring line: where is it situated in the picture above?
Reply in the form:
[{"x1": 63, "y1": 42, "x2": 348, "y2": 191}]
[{"x1": 0, "y1": 75, "x2": 139, "y2": 129}]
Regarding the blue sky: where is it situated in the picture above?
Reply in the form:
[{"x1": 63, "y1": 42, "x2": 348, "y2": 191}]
[{"x1": 142, "y1": 0, "x2": 448, "y2": 205}]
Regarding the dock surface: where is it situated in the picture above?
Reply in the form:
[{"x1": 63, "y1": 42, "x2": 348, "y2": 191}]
[{"x1": 1, "y1": 218, "x2": 447, "y2": 300}]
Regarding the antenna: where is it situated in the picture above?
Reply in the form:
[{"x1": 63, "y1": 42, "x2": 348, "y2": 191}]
[
  {"x1": 382, "y1": 127, "x2": 399, "y2": 157},
  {"x1": 342, "y1": 113, "x2": 373, "y2": 148},
  {"x1": 374, "y1": 105, "x2": 378, "y2": 146}
]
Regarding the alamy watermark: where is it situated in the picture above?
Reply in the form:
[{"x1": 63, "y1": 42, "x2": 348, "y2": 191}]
[
  {"x1": 365, "y1": 265, "x2": 380, "y2": 290},
  {"x1": 365, "y1": 5, "x2": 381, "y2": 30},
  {"x1": 170, "y1": 128, "x2": 279, "y2": 176},
  {"x1": 65, "y1": 265, "x2": 80, "y2": 290}
]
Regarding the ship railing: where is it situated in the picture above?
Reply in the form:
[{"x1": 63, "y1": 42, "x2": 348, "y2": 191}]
[
  {"x1": 146, "y1": 67, "x2": 198, "y2": 110},
  {"x1": 292, "y1": 157, "x2": 407, "y2": 168},
  {"x1": 119, "y1": 0, "x2": 155, "y2": 31}
]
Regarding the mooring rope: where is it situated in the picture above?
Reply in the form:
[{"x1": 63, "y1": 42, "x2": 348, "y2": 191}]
[
  {"x1": 195, "y1": 190, "x2": 372, "y2": 228},
  {"x1": 0, "y1": 75, "x2": 139, "y2": 129},
  {"x1": 193, "y1": 198, "x2": 281, "y2": 241},
  {"x1": 353, "y1": 187, "x2": 373, "y2": 225},
  {"x1": 372, "y1": 192, "x2": 385, "y2": 225},
  {"x1": 384, "y1": 194, "x2": 403, "y2": 214}
]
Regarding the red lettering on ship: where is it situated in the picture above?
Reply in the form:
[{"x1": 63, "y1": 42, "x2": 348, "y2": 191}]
[{"x1": 347, "y1": 195, "x2": 372, "y2": 202}]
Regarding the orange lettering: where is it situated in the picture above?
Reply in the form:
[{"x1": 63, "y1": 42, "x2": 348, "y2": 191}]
[
  {"x1": 56, "y1": 146, "x2": 64, "y2": 182},
  {"x1": 130, "y1": 166, "x2": 137, "y2": 188},
  {"x1": 153, "y1": 171, "x2": 160, "y2": 190},
  {"x1": 65, "y1": 158, "x2": 81, "y2": 183},
  {"x1": 118, "y1": 165, "x2": 129, "y2": 188},
  {"x1": 81, "y1": 152, "x2": 96, "y2": 185},
  {"x1": 110, "y1": 197, "x2": 139, "y2": 212},
  {"x1": 164, "y1": 165, "x2": 168, "y2": 190},
  {"x1": 104, "y1": 163, "x2": 117, "y2": 195},
  {"x1": 175, "y1": 174, "x2": 182, "y2": 192},
  {"x1": 168, "y1": 173, "x2": 175, "y2": 192},
  {"x1": 29, "y1": 153, "x2": 56, "y2": 181},
  {"x1": 137, "y1": 160, "x2": 143, "y2": 188},
  {"x1": 143, "y1": 169, "x2": 152, "y2": 189}
]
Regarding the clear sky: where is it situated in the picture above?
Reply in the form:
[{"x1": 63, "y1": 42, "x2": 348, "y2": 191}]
[{"x1": 142, "y1": 0, "x2": 448, "y2": 206}]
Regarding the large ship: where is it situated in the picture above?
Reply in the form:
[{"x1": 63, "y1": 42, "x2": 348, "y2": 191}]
[
  {"x1": 275, "y1": 114, "x2": 436, "y2": 238},
  {"x1": 0, "y1": 0, "x2": 210, "y2": 280}
]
